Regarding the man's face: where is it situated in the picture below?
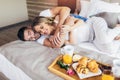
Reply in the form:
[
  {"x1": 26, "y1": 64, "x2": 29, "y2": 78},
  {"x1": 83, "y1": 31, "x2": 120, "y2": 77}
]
[{"x1": 24, "y1": 28, "x2": 40, "y2": 41}]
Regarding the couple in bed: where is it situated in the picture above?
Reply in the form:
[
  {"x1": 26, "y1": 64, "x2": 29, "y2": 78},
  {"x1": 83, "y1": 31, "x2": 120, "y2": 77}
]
[{"x1": 17, "y1": 6, "x2": 120, "y2": 54}]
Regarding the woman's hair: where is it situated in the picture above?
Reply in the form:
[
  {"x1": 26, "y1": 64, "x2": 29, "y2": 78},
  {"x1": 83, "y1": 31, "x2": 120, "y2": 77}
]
[
  {"x1": 17, "y1": 26, "x2": 27, "y2": 41},
  {"x1": 31, "y1": 16, "x2": 55, "y2": 29}
]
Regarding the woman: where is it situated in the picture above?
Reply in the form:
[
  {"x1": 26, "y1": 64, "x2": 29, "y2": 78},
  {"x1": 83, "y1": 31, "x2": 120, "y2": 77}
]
[
  {"x1": 32, "y1": 15, "x2": 120, "y2": 53},
  {"x1": 31, "y1": 16, "x2": 84, "y2": 48}
]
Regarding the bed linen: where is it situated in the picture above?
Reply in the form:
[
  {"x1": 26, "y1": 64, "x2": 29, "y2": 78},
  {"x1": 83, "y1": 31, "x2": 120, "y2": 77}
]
[
  {"x1": 0, "y1": 40, "x2": 119, "y2": 80},
  {"x1": 0, "y1": 40, "x2": 63, "y2": 80},
  {"x1": 0, "y1": 53, "x2": 32, "y2": 80}
]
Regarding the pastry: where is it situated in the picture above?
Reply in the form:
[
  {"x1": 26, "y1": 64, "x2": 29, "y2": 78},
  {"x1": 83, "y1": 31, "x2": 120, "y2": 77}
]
[
  {"x1": 87, "y1": 60, "x2": 99, "y2": 73},
  {"x1": 82, "y1": 68, "x2": 89, "y2": 74},
  {"x1": 75, "y1": 56, "x2": 99, "y2": 74},
  {"x1": 78, "y1": 57, "x2": 88, "y2": 67}
]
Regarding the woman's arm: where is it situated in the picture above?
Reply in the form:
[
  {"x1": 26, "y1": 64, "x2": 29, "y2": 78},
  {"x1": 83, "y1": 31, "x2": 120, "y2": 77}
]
[
  {"x1": 50, "y1": 6, "x2": 71, "y2": 27},
  {"x1": 49, "y1": 8, "x2": 71, "y2": 45}
]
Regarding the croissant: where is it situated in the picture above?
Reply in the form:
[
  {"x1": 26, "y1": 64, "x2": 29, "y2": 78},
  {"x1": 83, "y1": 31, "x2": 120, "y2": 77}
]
[
  {"x1": 78, "y1": 57, "x2": 88, "y2": 67},
  {"x1": 82, "y1": 68, "x2": 89, "y2": 74},
  {"x1": 87, "y1": 60, "x2": 99, "y2": 73}
]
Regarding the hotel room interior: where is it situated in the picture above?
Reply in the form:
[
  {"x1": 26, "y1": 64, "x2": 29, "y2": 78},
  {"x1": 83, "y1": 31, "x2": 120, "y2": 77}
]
[{"x1": 0, "y1": 0, "x2": 120, "y2": 80}]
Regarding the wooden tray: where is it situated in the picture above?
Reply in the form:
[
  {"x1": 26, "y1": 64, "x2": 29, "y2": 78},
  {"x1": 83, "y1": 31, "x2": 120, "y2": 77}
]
[{"x1": 48, "y1": 55, "x2": 108, "y2": 80}]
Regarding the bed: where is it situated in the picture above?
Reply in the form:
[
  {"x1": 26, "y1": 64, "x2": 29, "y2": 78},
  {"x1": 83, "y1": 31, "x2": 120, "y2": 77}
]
[{"x1": 0, "y1": 0, "x2": 120, "y2": 80}]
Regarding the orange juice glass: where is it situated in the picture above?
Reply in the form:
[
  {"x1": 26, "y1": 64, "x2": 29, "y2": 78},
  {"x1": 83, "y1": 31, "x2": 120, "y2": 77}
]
[{"x1": 63, "y1": 54, "x2": 72, "y2": 64}]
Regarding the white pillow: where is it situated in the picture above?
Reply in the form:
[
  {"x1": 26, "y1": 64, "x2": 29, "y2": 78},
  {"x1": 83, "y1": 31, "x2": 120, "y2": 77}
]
[
  {"x1": 87, "y1": 0, "x2": 120, "y2": 18},
  {"x1": 79, "y1": 0, "x2": 90, "y2": 17}
]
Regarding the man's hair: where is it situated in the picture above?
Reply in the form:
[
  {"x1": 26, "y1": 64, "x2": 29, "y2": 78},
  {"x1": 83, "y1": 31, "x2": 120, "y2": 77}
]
[{"x1": 17, "y1": 26, "x2": 27, "y2": 41}]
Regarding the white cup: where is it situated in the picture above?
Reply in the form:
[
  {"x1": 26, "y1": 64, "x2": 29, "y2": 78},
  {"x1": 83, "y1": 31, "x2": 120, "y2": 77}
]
[
  {"x1": 61, "y1": 45, "x2": 74, "y2": 57},
  {"x1": 112, "y1": 59, "x2": 120, "y2": 78}
]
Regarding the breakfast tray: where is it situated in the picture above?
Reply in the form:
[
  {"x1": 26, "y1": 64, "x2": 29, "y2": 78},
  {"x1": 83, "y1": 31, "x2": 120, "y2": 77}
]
[{"x1": 48, "y1": 55, "x2": 108, "y2": 80}]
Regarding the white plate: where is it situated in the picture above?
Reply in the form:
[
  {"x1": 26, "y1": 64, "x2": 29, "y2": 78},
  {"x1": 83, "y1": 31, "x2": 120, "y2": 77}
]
[{"x1": 72, "y1": 63, "x2": 102, "y2": 79}]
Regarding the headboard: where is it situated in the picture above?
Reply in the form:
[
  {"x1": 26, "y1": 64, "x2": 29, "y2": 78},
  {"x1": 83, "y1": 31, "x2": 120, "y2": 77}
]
[{"x1": 58, "y1": 0, "x2": 81, "y2": 13}]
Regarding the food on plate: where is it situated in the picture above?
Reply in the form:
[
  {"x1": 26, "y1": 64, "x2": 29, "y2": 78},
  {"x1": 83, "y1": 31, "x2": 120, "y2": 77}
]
[
  {"x1": 63, "y1": 54, "x2": 72, "y2": 64},
  {"x1": 78, "y1": 57, "x2": 88, "y2": 67},
  {"x1": 76, "y1": 64, "x2": 89, "y2": 74},
  {"x1": 76, "y1": 56, "x2": 99, "y2": 74},
  {"x1": 73, "y1": 54, "x2": 82, "y2": 62},
  {"x1": 87, "y1": 60, "x2": 99, "y2": 73},
  {"x1": 76, "y1": 57, "x2": 89, "y2": 74},
  {"x1": 82, "y1": 68, "x2": 89, "y2": 74}
]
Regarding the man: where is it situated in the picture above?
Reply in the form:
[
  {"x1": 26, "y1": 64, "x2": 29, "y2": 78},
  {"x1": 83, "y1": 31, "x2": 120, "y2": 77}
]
[{"x1": 17, "y1": 26, "x2": 40, "y2": 41}]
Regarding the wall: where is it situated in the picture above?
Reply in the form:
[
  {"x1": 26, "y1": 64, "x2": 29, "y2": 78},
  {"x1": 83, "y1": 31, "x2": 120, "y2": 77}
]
[
  {"x1": 0, "y1": 0, "x2": 28, "y2": 28},
  {"x1": 27, "y1": 0, "x2": 57, "y2": 20}
]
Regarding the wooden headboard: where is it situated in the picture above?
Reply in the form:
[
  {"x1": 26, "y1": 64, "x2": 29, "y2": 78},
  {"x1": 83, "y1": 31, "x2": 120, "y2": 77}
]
[{"x1": 58, "y1": 0, "x2": 81, "y2": 13}]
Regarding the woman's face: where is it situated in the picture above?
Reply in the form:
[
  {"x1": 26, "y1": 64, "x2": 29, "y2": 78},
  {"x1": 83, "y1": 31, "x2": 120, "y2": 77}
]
[{"x1": 34, "y1": 22, "x2": 54, "y2": 35}]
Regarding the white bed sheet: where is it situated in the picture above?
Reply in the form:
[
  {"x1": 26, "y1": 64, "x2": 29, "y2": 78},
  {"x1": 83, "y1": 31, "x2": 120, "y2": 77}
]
[
  {"x1": 0, "y1": 40, "x2": 63, "y2": 80},
  {"x1": 0, "y1": 53, "x2": 32, "y2": 80},
  {"x1": 0, "y1": 40, "x2": 120, "y2": 80}
]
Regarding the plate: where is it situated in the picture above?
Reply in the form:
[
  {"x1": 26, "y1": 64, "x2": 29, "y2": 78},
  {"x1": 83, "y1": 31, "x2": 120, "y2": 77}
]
[{"x1": 72, "y1": 63, "x2": 102, "y2": 79}]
